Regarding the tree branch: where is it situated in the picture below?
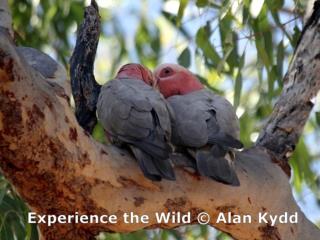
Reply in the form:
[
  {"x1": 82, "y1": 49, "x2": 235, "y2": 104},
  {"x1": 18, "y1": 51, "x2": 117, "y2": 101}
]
[
  {"x1": 70, "y1": 0, "x2": 101, "y2": 133},
  {"x1": 0, "y1": 1, "x2": 320, "y2": 240},
  {"x1": 256, "y1": 0, "x2": 320, "y2": 168}
]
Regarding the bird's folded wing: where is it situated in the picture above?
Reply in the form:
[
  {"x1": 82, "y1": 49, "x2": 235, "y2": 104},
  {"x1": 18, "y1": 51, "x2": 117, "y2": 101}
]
[{"x1": 97, "y1": 79, "x2": 172, "y2": 160}]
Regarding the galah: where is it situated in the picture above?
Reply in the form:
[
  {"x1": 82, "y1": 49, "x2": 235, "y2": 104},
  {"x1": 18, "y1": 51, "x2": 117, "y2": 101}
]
[
  {"x1": 97, "y1": 63, "x2": 175, "y2": 181},
  {"x1": 154, "y1": 64, "x2": 243, "y2": 186}
]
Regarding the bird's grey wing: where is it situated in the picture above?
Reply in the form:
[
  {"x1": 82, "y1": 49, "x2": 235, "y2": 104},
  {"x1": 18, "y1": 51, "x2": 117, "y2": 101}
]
[
  {"x1": 167, "y1": 95, "x2": 209, "y2": 148},
  {"x1": 167, "y1": 91, "x2": 242, "y2": 148},
  {"x1": 168, "y1": 90, "x2": 241, "y2": 186},
  {"x1": 202, "y1": 89, "x2": 241, "y2": 139},
  {"x1": 97, "y1": 79, "x2": 175, "y2": 181},
  {"x1": 97, "y1": 80, "x2": 151, "y2": 138},
  {"x1": 205, "y1": 110, "x2": 243, "y2": 149},
  {"x1": 185, "y1": 90, "x2": 242, "y2": 148},
  {"x1": 196, "y1": 146, "x2": 240, "y2": 186}
]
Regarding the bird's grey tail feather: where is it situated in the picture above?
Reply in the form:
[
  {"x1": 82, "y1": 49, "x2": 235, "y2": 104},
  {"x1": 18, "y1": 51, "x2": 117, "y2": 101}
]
[
  {"x1": 208, "y1": 132, "x2": 243, "y2": 149},
  {"x1": 120, "y1": 127, "x2": 172, "y2": 160},
  {"x1": 152, "y1": 157, "x2": 176, "y2": 181},
  {"x1": 206, "y1": 111, "x2": 243, "y2": 149},
  {"x1": 130, "y1": 146, "x2": 175, "y2": 181},
  {"x1": 170, "y1": 153, "x2": 197, "y2": 169},
  {"x1": 132, "y1": 139, "x2": 171, "y2": 160},
  {"x1": 195, "y1": 149, "x2": 240, "y2": 186}
]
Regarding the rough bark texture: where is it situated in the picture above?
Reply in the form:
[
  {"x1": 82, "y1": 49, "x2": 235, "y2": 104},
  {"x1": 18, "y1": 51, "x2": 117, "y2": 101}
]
[
  {"x1": 256, "y1": 1, "x2": 320, "y2": 167},
  {"x1": 70, "y1": 0, "x2": 101, "y2": 133},
  {"x1": 0, "y1": 1, "x2": 320, "y2": 240}
]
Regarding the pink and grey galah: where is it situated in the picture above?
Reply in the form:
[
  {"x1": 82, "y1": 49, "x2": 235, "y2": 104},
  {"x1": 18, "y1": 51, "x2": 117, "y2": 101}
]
[
  {"x1": 97, "y1": 63, "x2": 175, "y2": 181},
  {"x1": 154, "y1": 63, "x2": 243, "y2": 186}
]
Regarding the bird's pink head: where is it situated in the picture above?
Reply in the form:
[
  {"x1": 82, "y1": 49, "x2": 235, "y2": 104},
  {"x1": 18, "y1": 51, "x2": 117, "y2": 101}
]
[
  {"x1": 116, "y1": 63, "x2": 154, "y2": 86},
  {"x1": 153, "y1": 64, "x2": 204, "y2": 98}
]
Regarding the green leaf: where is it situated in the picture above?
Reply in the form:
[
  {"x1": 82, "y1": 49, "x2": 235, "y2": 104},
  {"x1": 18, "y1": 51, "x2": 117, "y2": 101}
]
[
  {"x1": 92, "y1": 122, "x2": 106, "y2": 144},
  {"x1": 0, "y1": 222, "x2": 14, "y2": 240},
  {"x1": 292, "y1": 26, "x2": 301, "y2": 48},
  {"x1": 196, "y1": 0, "x2": 221, "y2": 8},
  {"x1": 177, "y1": 0, "x2": 189, "y2": 27},
  {"x1": 266, "y1": 0, "x2": 284, "y2": 10},
  {"x1": 219, "y1": 0, "x2": 231, "y2": 20},
  {"x1": 217, "y1": 45, "x2": 233, "y2": 73},
  {"x1": 119, "y1": 230, "x2": 148, "y2": 240},
  {"x1": 219, "y1": 13, "x2": 239, "y2": 73},
  {"x1": 101, "y1": 233, "x2": 120, "y2": 240},
  {"x1": 178, "y1": 47, "x2": 191, "y2": 68},
  {"x1": 195, "y1": 26, "x2": 221, "y2": 68},
  {"x1": 234, "y1": 53, "x2": 245, "y2": 109},
  {"x1": 196, "y1": 0, "x2": 209, "y2": 8},
  {"x1": 216, "y1": 230, "x2": 233, "y2": 239},
  {"x1": 252, "y1": 15, "x2": 273, "y2": 69},
  {"x1": 276, "y1": 40, "x2": 284, "y2": 85},
  {"x1": 135, "y1": 20, "x2": 160, "y2": 67},
  {"x1": 316, "y1": 112, "x2": 320, "y2": 126},
  {"x1": 31, "y1": 223, "x2": 39, "y2": 240},
  {"x1": 195, "y1": 74, "x2": 223, "y2": 94},
  {"x1": 200, "y1": 225, "x2": 209, "y2": 238},
  {"x1": 11, "y1": 219, "x2": 25, "y2": 240},
  {"x1": 0, "y1": 182, "x2": 7, "y2": 205},
  {"x1": 165, "y1": 229, "x2": 183, "y2": 240},
  {"x1": 267, "y1": 67, "x2": 277, "y2": 98},
  {"x1": 161, "y1": 11, "x2": 192, "y2": 39},
  {"x1": 290, "y1": 139, "x2": 315, "y2": 193},
  {"x1": 254, "y1": 34, "x2": 271, "y2": 67},
  {"x1": 25, "y1": 221, "x2": 32, "y2": 240},
  {"x1": 267, "y1": 3, "x2": 292, "y2": 45},
  {"x1": 250, "y1": 6, "x2": 273, "y2": 69}
]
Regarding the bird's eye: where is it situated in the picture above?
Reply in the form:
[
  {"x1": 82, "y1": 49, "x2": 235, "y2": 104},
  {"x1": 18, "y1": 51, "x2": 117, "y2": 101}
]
[{"x1": 160, "y1": 67, "x2": 173, "y2": 77}]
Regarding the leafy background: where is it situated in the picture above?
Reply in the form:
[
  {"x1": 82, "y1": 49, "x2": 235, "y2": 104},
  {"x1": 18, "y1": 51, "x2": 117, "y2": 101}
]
[{"x1": 1, "y1": 0, "x2": 320, "y2": 239}]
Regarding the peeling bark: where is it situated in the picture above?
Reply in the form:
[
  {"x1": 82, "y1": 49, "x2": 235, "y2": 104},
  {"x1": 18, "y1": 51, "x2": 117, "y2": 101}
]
[{"x1": 0, "y1": 0, "x2": 320, "y2": 240}]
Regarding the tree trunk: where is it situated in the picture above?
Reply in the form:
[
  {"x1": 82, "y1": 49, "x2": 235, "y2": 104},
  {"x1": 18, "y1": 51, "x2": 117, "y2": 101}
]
[{"x1": 0, "y1": 0, "x2": 320, "y2": 239}]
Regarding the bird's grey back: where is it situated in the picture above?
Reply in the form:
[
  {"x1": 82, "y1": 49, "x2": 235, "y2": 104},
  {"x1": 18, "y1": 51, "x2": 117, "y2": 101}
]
[
  {"x1": 167, "y1": 89, "x2": 240, "y2": 147},
  {"x1": 97, "y1": 78, "x2": 172, "y2": 139}
]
